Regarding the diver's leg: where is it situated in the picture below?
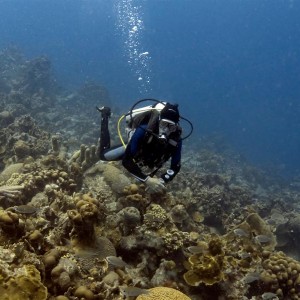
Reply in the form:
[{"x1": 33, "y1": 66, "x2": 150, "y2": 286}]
[{"x1": 98, "y1": 106, "x2": 111, "y2": 160}]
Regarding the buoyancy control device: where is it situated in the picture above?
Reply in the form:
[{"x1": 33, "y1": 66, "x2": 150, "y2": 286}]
[{"x1": 117, "y1": 98, "x2": 193, "y2": 148}]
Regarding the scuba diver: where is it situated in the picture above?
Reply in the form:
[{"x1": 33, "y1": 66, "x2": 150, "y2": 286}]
[{"x1": 97, "y1": 99, "x2": 193, "y2": 194}]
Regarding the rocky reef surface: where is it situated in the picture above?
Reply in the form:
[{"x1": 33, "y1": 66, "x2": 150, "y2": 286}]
[{"x1": 1, "y1": 46, "x2": 300, "y2": 300}]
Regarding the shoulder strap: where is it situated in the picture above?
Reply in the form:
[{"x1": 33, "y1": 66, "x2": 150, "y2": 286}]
[{"x1": 145, "y1": 110, "x2": 159, "y2": 133}]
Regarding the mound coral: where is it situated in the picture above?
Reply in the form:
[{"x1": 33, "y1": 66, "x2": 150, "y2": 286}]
[
  {"x1": 260, "y1": 251, "x2": 300, "y2": 299},
  {"x1": 67, "y1": 193, "x2": 100, "y2": 244},
  {"x1": 102, "y1": 163, "x2": 131, "y2": 193},
  {"x1": 0, "y1": 208, "x2": 23, "y2": 237}
]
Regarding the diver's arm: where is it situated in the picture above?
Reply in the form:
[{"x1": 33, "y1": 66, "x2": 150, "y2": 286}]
[
  {"x1": 122, "y1": 127, "x2": 149, "y2": 182},
  {"x1": 161, "y1": 139, "x2": 182, "y2": 183},
  {"x1": 122, "y1": 152, "x2": 148, "y2": 181}
]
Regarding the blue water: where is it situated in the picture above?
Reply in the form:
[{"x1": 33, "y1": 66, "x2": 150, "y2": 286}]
[{"x1": 1, "y1": 0, "x2": 299, "y2": 178}]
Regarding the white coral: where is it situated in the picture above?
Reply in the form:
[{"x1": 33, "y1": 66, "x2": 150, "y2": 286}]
[{"x1": 0, "y1": 185, "x2": 24, "y2": 198}]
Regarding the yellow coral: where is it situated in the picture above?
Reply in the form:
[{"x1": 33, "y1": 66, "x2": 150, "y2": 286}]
[
  {"x1": 123, "y1": 183, "x2": 139, "y2": 194},
  {"x1": 136, "y1": 287, "x2": 191, "y2": 300},
  {"x1": 184, "y1": 254, "x2": 224, "y2": 286},
  {"x1": 260, "y1": 251, "x2": 300, "y2": 299},
  {"x1": 192, "y1": 211, "x2": 204, "y2": 223},
  {"x1": 183, "y1": 237, "x2": 225, "y2": 286},
  {"x1": 0, "y1": 264, "x2": 47, "y2": 300},
  {"x1": 125, "y1": 193, "x2": 143, "y2": 202},
  {"x1": 144, "y1": 204, "x2": 168, "y2": 229}
]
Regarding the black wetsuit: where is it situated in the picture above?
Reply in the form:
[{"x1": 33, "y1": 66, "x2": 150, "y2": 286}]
[
  {"x1": 122, "y1": 124, "x2": 182, "y2": 182},
  {"x1": 99, "y1": 116, "x2": 182, "y2": 183}
]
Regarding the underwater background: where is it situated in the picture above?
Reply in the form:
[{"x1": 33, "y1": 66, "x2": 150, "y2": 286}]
[
  {"x1": 0, "y1": 0, "x2": 299, "y2": 179},
  {"x1": 2, "y1": 1, "x2": 300, "y2": 299}
]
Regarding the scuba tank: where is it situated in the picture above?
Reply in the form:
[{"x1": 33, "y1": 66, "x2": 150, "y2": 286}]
[
  {"x1": 117, "y1": 99, "x2": 193, "y2": 148},
  {"x1": 124, "y1": 102, "x2": 166, "y2": 129},
  {"x1": 124, "y1": 102, "x2": 166, "y2": 143}
]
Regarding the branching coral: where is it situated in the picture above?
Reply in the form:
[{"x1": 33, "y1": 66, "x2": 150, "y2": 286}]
[
  {"x1": 68, "y1": 144, "x2": 98, "y2": 171},
  {"x1": 1, "y1": 160, "x2": 79, "y2": 208},
  {"x1": 144, "y1": 204, "x2": 169, "y2": 230},
  {"x1": 162, "y1": 229, "x2": 190, "y2": 254}
]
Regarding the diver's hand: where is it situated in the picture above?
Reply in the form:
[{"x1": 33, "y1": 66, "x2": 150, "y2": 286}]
[{"x1": 145, "y1": 177, "x2": 166, "y2": 194}]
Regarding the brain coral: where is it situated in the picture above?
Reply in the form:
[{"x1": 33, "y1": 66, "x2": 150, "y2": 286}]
[
  {"x1": 102, "y1": 163, "x2": 131, "y2": 193},
  {"x1": 136, "y1": 287, "x2": 191, "y2": 300}
]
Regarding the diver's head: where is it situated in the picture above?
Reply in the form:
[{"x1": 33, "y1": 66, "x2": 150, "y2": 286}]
[
  {"x1": 160, "y1": 103, "x2": 180, "y2": 123},
  {"x1": 158, "y1": 103, "x2": 180, "y2": 141}
]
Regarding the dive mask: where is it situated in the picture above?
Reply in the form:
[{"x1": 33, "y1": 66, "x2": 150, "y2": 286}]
[{"x1": 158, "y1": 119, "x2": 177, "y2": 141}]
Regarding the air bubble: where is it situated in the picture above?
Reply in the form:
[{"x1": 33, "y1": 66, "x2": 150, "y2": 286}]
[{"x1": 115, "y1": 0, "x2": 152, "y2": 94}]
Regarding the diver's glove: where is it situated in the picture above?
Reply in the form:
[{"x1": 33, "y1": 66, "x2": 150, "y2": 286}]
[{"x1": 145, "y1": 177, "x2": 166, "y2": 194}]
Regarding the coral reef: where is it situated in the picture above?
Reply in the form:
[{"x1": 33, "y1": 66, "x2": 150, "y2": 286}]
[
  {"x1": 0, "y1": 115, "x2": 51, "y2": 165},
  {"x1": 1, "y1": 47, "x2": 300, "y2": 300}
]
